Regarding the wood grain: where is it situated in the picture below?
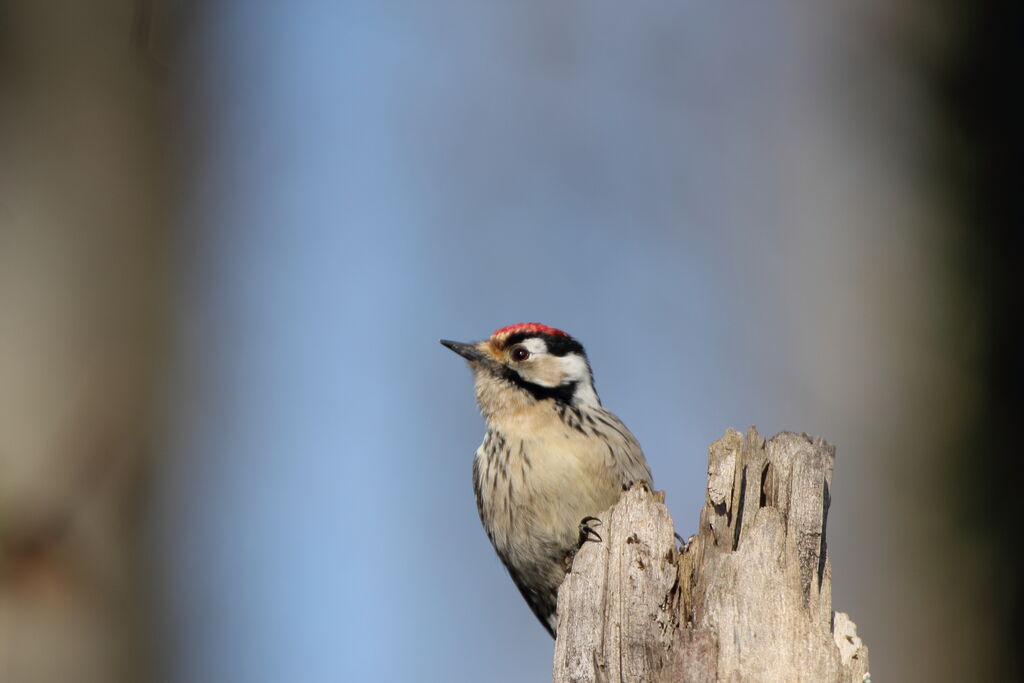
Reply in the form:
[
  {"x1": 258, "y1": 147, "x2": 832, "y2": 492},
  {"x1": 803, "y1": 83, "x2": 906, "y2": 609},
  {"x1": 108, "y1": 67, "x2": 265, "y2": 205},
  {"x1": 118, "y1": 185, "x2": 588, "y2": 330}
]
[{"x1": 554, "y1": 428, "x2": 869, "y2": 682}]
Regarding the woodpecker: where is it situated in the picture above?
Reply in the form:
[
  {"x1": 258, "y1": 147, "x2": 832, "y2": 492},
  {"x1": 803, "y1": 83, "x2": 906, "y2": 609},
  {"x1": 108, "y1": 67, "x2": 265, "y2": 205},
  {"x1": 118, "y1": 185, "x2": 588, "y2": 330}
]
[{"x1": 441, "y1": 323, "x2": 652, "y2": 637}]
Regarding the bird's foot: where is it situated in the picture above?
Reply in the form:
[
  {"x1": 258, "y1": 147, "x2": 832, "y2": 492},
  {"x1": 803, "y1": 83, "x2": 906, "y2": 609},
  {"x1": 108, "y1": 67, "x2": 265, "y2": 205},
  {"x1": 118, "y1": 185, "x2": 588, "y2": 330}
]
[{"x1": 578, "y1": 516, "x2": 602, "y2": 546}]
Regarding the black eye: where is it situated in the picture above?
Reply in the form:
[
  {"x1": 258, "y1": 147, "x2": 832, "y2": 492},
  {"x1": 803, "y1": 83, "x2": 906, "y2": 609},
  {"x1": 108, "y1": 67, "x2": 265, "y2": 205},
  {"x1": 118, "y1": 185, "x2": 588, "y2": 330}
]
[{"x1": 511, "y1": 346, "x2": 530, "y2": 362}]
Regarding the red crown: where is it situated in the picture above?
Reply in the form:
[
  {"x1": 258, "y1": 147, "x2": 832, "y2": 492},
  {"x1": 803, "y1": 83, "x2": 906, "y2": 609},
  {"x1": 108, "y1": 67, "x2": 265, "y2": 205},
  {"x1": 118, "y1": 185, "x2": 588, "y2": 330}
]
[{"x1": 492, "y1": 322, "x2": 569, "y2": 338}]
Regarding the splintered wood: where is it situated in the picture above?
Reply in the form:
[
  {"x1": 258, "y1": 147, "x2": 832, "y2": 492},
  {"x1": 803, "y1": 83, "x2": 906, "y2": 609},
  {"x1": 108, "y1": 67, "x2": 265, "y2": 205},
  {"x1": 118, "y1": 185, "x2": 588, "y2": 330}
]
[{"x1": 554, "y1": 428, "x2": 870, "y2": 683}]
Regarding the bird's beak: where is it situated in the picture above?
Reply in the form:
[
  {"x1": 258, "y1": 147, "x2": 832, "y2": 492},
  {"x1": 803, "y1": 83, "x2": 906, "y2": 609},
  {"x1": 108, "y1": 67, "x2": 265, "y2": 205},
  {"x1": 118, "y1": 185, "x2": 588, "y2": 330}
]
[{"x1": 439, "y1": 339, "x2": 489, "y2": 363}]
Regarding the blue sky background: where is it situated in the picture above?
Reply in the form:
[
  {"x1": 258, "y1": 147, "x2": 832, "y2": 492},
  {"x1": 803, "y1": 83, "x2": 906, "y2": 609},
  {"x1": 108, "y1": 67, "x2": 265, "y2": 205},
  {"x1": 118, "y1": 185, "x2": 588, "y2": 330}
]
[{"x1": 157, "y1": 2, "x2": 973, "y2": 681}]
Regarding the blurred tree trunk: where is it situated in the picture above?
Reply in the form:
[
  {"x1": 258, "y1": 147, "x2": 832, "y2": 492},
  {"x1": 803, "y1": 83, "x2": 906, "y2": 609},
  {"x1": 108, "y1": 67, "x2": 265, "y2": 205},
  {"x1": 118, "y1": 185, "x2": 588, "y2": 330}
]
[
  {"x1": 554, "y1": 429, "x2": 869, "y2": 682},
  {"x1": 0, "y1": 2, "x2": 169, "y2": 681}
]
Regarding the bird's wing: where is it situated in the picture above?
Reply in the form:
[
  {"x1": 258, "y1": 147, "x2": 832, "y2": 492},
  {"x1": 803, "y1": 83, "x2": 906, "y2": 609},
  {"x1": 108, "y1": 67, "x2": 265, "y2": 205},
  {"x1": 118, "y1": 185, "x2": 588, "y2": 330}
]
[{"x1": 591, "y1": 408, "x2": 653, "y2": 489}]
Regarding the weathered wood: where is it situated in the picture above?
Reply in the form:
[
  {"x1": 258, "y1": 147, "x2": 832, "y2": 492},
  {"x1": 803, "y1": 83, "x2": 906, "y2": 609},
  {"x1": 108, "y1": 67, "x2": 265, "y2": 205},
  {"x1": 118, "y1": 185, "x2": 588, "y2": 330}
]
[
  {"x1": 553, "y1": 485, "x2": 715, "y2": 683},
  {"x1": 554, "y1": 427, "x2": 869, "y2": 682}
]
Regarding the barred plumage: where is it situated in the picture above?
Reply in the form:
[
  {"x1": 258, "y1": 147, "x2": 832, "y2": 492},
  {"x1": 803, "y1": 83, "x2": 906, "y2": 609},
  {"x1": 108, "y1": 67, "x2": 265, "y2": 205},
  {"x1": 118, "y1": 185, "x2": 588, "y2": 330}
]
[{"x1": 442, "y1": 324, "x2": 652, "y2": 636}]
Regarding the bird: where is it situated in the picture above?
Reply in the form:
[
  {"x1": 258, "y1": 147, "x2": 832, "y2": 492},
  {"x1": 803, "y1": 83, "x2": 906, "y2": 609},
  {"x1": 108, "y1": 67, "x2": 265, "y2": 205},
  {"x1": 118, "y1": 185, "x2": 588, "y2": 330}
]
[{"x1": 440, "y1": 322, "x2": 652, "y2": 637}]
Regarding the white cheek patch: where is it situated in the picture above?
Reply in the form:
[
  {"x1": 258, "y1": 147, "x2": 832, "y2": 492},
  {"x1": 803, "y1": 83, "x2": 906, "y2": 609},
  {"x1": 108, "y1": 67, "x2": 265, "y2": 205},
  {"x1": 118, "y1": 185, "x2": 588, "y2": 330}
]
[
  {"x1": 557, "y1": 353, "x2": 590, "y2": 383},
  {"x1": 522, "y1": 338, "x2": 548, "y2": 355},
  {"x1": 513, "y1": 340, "x2": 593, "y2": 400}
]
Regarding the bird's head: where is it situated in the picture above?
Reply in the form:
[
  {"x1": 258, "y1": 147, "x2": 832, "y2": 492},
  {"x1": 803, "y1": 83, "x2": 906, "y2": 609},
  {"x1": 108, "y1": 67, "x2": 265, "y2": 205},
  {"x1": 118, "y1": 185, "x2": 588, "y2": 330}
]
[{"x1": 441, "y1": 323, "x2": 600, "y2": 417}]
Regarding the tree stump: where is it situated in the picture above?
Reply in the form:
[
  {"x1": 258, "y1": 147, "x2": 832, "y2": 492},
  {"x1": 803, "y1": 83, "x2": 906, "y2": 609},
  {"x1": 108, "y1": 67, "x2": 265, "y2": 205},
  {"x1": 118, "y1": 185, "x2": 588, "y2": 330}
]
[{"x1": 553, "y1": 427, "x2": 869, "y2": 682}]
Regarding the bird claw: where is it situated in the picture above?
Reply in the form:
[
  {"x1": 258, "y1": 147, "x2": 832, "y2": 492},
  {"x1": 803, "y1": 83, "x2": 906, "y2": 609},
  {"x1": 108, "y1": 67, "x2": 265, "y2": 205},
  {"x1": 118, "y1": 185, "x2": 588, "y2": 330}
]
[{"x1": 578, "y1": 516, "x2": 603, "y2": 545}]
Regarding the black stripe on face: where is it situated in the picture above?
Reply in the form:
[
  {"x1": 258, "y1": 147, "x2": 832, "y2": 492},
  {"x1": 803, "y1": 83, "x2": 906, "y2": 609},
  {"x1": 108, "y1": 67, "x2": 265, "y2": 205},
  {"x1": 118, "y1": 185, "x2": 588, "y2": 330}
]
[
  {"x1": 501, "y1": 366, "x2": 578, "y2": 403},
  {"x1": 502, "y1": 332, "x2": 585, "y2": 358}
]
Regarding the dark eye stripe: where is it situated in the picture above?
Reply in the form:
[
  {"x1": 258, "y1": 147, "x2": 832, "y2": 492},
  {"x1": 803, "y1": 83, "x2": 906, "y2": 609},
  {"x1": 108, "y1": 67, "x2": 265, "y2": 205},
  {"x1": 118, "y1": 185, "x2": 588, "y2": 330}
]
[{"x1": 504, "y1": 332, "x2": 584, "y2": 357}]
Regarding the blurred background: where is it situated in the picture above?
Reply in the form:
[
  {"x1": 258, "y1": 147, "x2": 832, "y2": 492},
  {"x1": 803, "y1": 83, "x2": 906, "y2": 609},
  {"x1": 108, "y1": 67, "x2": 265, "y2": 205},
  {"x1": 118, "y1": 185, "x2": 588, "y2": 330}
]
[{"x1": 1, "y1": 1, "x2": 1019, "y2": 681}]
